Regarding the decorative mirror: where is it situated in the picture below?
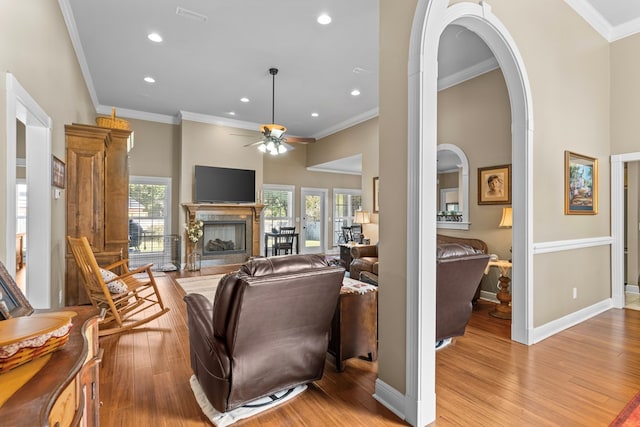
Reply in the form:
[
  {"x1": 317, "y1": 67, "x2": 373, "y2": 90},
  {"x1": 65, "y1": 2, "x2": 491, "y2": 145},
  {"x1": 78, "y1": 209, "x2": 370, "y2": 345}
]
[{"x1": 437, "y1": 144, "x2": 470, "y2": 230}]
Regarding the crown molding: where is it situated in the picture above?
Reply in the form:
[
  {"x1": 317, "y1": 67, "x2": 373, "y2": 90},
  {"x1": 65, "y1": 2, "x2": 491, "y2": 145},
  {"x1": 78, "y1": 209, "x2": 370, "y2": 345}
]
[
  {"x1": 312, "y1": 108, "x2": 379, "y2": 140},
  {"x1": 564, "y1": 0, "x2": 640, "y2": 42},
  {"x1": 437, "y1": 57, "x2": 499, "y2": 91},
  {"x1": 179, "y1": 111, "x2": 261, "y2": 131},
  {"x1": 96, "y1": 105, "x2": 179, "y2": 125}
]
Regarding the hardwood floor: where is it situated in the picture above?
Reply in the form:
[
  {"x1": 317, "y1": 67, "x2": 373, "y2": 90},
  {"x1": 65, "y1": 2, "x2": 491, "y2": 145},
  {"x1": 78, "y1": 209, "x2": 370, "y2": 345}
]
[{"x1": 98, "y1": 273, "x2": 640, "y2": 426}]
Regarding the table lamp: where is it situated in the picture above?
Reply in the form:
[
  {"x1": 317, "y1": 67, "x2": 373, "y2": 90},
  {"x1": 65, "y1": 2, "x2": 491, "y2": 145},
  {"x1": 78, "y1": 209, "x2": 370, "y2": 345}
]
[
  {"x1": 353, "y1": 210, "x2": 370, "y2": 244},
  {"x1": 498, "y1": 207, "x2": 512, "y2": 228}
]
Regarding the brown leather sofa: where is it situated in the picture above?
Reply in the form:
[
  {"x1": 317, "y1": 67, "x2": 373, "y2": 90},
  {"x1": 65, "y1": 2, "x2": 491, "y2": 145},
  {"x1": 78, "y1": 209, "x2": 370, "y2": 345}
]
[
  {"x1": 436, "y1": 243, "x2": 490, "y2": 342},
  {"x1": 184, "y1": 254, "x2": 345, "y2": 412},
  {"x1": 349, "y1": 244, "x2": 378, "y2": 281},
  {"x1": 437, "y1": 234, "x2": 488, "y2": 302}
]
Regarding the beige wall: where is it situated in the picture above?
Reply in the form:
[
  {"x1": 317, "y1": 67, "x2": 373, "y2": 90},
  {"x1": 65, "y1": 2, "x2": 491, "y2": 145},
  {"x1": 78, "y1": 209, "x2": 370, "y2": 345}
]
[
  {"x1": 0, "y1": 1, "x2": 95, "y2": 303},
  {"x1": 308, "y1": 117, "x2": 379, "y2": 242},
  {"x1": 378, "y1": 0, "x2": 415, "y2": 394},
  {"x1": 437, "y1": 69, "x2": 512, "y2": 268},
  {"x1": 379, "y1": 0, "x2": 613, "y2": 393},
  {"x1": 126, "y1": 119, "x2": 181, "y2": 232},
  {"x1": 611, "y1": 33, "x2": 640, "y2": 155}
]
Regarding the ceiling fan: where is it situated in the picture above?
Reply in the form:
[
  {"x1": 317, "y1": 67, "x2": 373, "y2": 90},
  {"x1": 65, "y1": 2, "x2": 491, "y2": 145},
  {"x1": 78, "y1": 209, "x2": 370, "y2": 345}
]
[{"x1": 244, "y1": 68, "x2": 315, "y2": 155}]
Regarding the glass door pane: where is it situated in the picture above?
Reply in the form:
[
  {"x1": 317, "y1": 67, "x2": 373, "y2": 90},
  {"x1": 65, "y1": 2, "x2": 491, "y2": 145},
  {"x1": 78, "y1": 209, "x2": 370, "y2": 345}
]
[{"x1": 300, "y1": 189, "x2": 326, "y2": 253}]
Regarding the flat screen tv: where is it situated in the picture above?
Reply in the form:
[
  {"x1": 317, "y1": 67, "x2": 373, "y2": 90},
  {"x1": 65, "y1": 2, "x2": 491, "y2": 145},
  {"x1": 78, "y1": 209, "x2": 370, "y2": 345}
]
[{"x1": 194, "y1": 165, "x2": 256, "y2": 203}]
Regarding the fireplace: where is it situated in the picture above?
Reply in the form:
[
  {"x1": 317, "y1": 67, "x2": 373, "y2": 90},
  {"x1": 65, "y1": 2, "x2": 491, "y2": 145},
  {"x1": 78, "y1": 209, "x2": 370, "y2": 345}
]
[
  {"x1": 202, "y1": 221, "x2": 246, "y2": 255},
  {"x1": 183, "y1": 203, "x2": 263, "y2": 267}
]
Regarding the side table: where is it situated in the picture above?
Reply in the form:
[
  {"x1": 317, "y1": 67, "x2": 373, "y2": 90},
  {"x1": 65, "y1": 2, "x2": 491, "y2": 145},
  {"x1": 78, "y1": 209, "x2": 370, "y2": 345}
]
[
  {"x1": 485, "y1": 259, "x2": 512, "y2": 319},
  {"x1": 328, "y1": 281, "x2": 378, "y2": 372}
]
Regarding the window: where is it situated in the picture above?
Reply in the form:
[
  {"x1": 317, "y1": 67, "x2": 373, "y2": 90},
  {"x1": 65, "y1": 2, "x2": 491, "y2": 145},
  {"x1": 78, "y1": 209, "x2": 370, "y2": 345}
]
[
  {"x1": 128, "y1": 176, "x2": 172, "y2": 254},
  {"x1": 333, "y1": 188, "x2": 362, "y2": 246},
  {"x1": 262, "y1": 185, "x2": 295, "y2": 232}
]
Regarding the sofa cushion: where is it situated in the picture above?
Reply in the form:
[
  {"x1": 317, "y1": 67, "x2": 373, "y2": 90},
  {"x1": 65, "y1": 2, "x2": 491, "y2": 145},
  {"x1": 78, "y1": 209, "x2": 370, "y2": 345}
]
[{"x1": 437, "y1": 243, "x2": 482, "y2": 259}]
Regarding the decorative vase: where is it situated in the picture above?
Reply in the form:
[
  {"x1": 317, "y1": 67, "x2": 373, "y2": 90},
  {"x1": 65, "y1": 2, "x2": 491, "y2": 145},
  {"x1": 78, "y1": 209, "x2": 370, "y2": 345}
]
[{"x1": 187, "y1": 243, "x2": 201, "y2": 271}]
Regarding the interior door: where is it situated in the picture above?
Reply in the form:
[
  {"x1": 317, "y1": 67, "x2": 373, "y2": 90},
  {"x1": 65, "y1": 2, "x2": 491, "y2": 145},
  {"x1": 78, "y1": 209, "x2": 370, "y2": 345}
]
[{"x1": 300, "y1": 188, "x2": 327, "y2": 254}]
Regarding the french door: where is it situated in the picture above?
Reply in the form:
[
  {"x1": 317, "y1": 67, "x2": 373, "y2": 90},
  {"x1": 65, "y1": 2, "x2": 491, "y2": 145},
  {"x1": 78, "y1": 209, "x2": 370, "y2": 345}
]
[{"x1": 300, "y1": 188, "x2": 328, "y2": 254}]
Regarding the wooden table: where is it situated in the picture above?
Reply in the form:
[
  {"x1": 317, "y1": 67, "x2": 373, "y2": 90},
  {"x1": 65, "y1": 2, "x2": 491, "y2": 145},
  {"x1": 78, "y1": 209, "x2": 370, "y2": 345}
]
[
  {"x1": 338, "y1": 243, "x2": 366, "y2": 270},
  {"x1": 264, "y1": 232, "x2": 299, "y2": 257},
  {"x1": 485, "y1": 259, "x2": 512, "y2": 319},
  {"x1": 328, "y1": 279, "x2": 378, "y2": 371}
]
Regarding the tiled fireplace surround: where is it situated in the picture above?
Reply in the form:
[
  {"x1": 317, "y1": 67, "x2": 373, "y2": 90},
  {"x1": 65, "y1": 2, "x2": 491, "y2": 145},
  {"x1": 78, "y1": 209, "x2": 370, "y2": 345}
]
[{"x1": 182, "y1": 203, "x2": 264, "y2": 266}]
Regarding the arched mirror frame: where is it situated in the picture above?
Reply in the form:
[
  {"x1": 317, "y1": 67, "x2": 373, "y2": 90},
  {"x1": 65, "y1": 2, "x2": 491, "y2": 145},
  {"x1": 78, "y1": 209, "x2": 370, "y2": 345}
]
[{"x1": 437, "y1": 143, "x2": 469, "y2": 230}]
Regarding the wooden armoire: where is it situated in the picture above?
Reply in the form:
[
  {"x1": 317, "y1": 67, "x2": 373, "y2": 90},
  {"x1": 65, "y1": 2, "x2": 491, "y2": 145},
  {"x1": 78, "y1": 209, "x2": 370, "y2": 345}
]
[{"x1": 65, "y1": 124, "x2": 132, "y2": 305}]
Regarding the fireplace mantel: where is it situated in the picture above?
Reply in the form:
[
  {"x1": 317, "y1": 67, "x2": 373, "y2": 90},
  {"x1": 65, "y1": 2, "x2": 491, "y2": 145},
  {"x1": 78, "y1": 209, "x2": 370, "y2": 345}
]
[{"x1": 182, "y1": 203, "x2": 264, "y2": 262}]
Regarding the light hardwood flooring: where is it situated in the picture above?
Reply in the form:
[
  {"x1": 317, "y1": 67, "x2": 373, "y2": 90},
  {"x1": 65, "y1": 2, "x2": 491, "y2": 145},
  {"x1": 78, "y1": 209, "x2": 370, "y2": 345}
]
[{"x1": 98, "y1": 271, "x2": 640, "y2": 426}]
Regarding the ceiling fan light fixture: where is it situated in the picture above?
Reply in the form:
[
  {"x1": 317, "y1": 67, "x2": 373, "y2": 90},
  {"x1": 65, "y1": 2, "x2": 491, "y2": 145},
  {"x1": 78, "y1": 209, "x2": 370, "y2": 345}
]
[
  {"x1": 277, "y1": 144, "x2": 287, "y2": 154},
  {"x1": 257, "y1": 143, "x2": 267, "y2": 153},
  {"x1": 262, "y1": 124, "x2": 287, "y2": 138}
]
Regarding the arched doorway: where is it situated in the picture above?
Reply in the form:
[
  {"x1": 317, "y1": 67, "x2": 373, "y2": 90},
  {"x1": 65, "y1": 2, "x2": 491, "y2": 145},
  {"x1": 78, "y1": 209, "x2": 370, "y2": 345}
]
[{"x1": 405, "y1": 1, "x2": 533, "y2": 424}]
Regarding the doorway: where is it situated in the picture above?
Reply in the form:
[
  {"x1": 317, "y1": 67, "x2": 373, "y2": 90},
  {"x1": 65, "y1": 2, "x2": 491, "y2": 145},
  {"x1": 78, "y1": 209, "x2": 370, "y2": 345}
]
[
  {"x1": 300, "y1": 188, "x2": 328, "y2": 254},
  {"x1": 6, "y1": 73, "x2": 53, "y2": 308},
  {"x1": 402, "y1": 2, "x2": 534, "y2": 425}
]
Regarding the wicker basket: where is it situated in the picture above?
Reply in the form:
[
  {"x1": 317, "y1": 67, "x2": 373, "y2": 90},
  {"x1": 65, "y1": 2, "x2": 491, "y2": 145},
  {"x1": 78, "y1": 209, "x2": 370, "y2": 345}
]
[
  {"x1": 96, "y1": 107, "x2": 130, "y2": 130},
  {"x1": 0, "y1": 332, "x2": 71, "y2": 374}
]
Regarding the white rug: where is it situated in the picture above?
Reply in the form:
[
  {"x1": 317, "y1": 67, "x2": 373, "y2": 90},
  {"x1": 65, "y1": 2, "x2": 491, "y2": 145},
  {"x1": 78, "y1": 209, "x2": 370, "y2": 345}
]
[
  {"x1": 189, "y1": 375, "x2": 307, "y2": 426},
  {"x1": 175, "y1": 274, "x2": 226, "y2": 302}
]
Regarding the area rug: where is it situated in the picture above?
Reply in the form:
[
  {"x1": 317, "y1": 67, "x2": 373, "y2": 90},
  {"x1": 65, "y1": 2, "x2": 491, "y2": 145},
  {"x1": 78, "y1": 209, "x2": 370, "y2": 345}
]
[
  {"x1": 175, "y1": 274, "x2": 226, "y2": 303},
  {"x1": 189, "y1": 375, "x2": 306, "y2": 426},
  {"x1": 610, "y1": 391, "x2": 640, "y2": 426}
]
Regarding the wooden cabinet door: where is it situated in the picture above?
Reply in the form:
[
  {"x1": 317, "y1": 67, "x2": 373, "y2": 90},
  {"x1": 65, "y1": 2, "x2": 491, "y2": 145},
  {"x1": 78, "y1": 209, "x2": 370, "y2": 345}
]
[
  {"x1": 104, "y1": 129, "x2": 131, "y2": 257},
  {"x1": 65, "y1": 126, "x2": 109, "y2": 250}
]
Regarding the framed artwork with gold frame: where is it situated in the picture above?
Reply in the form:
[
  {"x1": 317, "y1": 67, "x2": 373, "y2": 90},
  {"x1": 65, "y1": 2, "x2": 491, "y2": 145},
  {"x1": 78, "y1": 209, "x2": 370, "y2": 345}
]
[{"x1": 565, "y1": 151, "x2": 597, "y2": 215}]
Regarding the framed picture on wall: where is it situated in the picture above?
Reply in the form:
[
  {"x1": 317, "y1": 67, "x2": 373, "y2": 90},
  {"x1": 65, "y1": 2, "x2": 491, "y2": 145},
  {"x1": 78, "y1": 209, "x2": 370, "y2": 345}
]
[
  {"x1": 0, "y1": 261, "x2": 33, "y2": 320},
  {"x1": 373, "y1": 176, "x2": 379, "y2": 213},
  {"x1": 478, "y1": 164, "x2": 511, "y2": 205},
  {"x1": 52, "y1": 156, "x2": 65, "y2": 189},
  {"x1": 565, "y1": 151, "x2": 597, "y2": 215}
]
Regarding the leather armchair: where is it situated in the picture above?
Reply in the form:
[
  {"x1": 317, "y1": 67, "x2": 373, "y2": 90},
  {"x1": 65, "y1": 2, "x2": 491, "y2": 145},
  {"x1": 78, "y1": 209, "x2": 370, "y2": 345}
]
[
  {"x1": 437, "y1": 234, "x2": 488, "y2": 302},
  {"x1": 184, "y1": 254, "x2": 345, "y2": 413},
  {"x1": 349, "y1": 244, "x2": 378, "y2": 281},
  {"x1": 436, "y1": 243, "x2": 490, "y2": 341}
]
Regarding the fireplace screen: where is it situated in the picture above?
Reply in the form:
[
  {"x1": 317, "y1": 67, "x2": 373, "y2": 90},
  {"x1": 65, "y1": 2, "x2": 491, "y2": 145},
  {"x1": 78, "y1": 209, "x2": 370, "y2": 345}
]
[{"x1": 202, "y1": 221, "x2": 246, "y2": 254}]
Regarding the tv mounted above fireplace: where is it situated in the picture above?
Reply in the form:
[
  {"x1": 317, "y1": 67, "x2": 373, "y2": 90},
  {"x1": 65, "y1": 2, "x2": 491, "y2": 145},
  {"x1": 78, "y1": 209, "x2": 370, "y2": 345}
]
[{"x1": 194, "y1": 165, "x2": 256, "y2": 204}]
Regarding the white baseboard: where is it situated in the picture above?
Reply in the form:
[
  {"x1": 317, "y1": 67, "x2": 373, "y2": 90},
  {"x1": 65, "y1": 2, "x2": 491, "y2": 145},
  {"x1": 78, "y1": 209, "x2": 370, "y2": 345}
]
[
  {"x1": 373, "y1": 379, "x2": 406, "y2": 421},
  {"x1": 531, "y1": 298, "x2": 613, "y2": 343},
  {"x1": 626, "y1": 284, "x2": 639, "y2": 294},
  {"x1": 479, "y1": 290, "x2": 498, "y2": 303}
]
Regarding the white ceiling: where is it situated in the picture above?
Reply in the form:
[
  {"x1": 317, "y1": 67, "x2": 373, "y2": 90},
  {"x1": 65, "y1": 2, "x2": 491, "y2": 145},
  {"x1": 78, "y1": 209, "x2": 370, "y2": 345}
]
[{"x1": 60, "y1": 0, "x2": 640, "y2": 150}]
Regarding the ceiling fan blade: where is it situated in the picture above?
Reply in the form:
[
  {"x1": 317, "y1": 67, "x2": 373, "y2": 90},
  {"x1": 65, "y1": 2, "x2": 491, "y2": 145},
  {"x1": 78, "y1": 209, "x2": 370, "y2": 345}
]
[
  {"x1": 286, "y1": 136, "x2": 316, "y2": 144},
  {"x1": 243, "y1": 140, "x2": 264, "y2": 147}
]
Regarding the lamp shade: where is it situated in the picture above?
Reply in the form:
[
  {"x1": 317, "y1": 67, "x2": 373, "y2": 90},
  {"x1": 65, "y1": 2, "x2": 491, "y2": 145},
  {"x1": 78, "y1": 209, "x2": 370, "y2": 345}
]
[
  {"x1": 354, "y1": 210, "x2": 371, "y2": 224},
  {"x1": 499, "y1": 207, "x2": 512, "y2": 228}
]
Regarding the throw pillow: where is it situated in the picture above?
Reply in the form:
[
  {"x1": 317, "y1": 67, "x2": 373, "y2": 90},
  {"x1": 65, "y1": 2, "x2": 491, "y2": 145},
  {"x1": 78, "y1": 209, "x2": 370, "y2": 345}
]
[{"x1": 99, "y1": 268, "x2": 128, "y2": 294}]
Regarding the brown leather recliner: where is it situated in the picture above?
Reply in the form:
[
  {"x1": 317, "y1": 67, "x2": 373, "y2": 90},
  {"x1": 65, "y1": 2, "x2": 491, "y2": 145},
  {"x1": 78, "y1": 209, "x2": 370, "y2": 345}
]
[
  {"x1": 436, "y1": 243, "x2": 490, "y2": 341},
  {"x1": 184, "y1": 254, "x2": 345, "y2": 413},
  {"x1": 437, "y1": 234, "x2": 489, "y2": 302},
  {"x1": 349, "y1": 244, "x2": 378, "y2": 280}
]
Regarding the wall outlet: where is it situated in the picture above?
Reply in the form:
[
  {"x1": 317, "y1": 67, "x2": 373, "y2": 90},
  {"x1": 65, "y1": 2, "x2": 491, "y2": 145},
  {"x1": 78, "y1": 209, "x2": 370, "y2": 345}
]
[{"x1": 572, "y1": 287, "x2": 577, "y2": 299}]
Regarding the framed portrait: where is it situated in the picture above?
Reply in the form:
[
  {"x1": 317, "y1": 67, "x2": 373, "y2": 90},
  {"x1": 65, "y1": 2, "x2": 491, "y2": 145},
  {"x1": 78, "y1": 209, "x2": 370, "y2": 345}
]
[
  {"x1": 478, "y1": 164, "x2": 511, "y2": 205},
  {"x1": 373, "y1": 176, "x2": 379, "y2": 213},
  {"x1": 565, "y1": 151, "x2": 597, "y2": 215},
  {"x1": 0, "y1": 261, "x2": 33, "y2": 320},
  {"x1": 52, "y1": 155, "x2": 66, "y2": 189}
]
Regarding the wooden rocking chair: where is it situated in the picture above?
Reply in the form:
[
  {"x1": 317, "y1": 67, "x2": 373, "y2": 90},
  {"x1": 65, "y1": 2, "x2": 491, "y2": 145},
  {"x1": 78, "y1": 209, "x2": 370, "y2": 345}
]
[{"x1": 66, "y1": 236, "x2": 169, "y2": 336}]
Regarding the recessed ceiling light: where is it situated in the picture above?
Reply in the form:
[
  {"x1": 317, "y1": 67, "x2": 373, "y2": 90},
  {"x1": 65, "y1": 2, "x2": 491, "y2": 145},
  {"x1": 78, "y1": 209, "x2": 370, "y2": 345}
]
[
  {"x1": 311, "y1": 112, "x2": 319, "y2": 117},
  {"x1": 144, "y1": 76, "x2": 156, "y2": 83},
  {"x1": 147, "y1": 33, "x2": 163, "y2": 43},
  {"x1": 240, "y1": 97, "x2": 250, "y2": 103},
  {"x1": 317, "y1": 14, "x2": 332, "y2": 25},
  {"x1": 350, "y1": 89, "x2": 361, "y2": 96},
  {"x1": 228, "y1": 111, "x2": 236, "y2": 116}
]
